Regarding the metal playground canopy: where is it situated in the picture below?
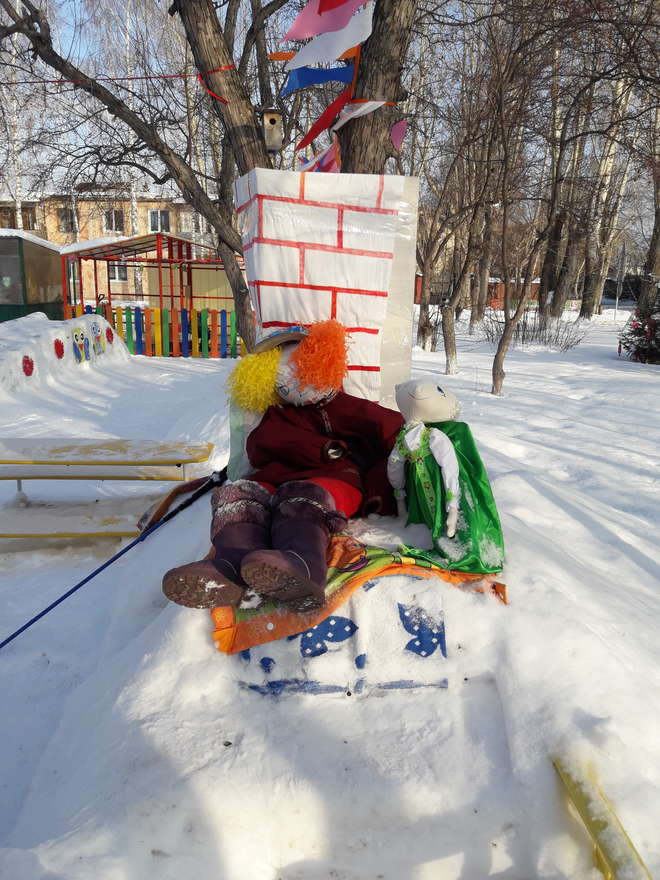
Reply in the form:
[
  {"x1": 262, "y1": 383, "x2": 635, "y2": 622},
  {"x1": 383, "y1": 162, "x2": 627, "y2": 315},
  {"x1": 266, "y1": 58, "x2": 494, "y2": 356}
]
[{"x1": 61, "y1": 232, "x2": 240, "y2": 313}]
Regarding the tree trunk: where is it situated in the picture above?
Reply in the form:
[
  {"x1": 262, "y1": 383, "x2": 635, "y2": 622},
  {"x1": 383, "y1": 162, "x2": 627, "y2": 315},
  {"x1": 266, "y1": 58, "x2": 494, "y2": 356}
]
[
  {"x1": 580, "y1": 233, "x2": 600, "y2": 318},
  {"x1": 538, "y1": 209, "x2": 565, "y2": 319},
  {"x1": 338, "y1": 0, "x2": 418, "y2": 174},
  {"x1": 441, "y1": 305, "x2": 458, "y2": 374},
  {"x1": 491, "y1": 322, "x2": 515, "y2": 395},
  {"x1": 551, "y1": 233, "x2": 583, "y2": 317},
  {"x1": 218, "y1": 240, "x2": 255, "y2": 350},
  {"x1": 416, "y1": 269, "x2": 433, "y2": 350},
  {"x1": 173, "y1": 0, "x2": 271, "y2": 176},
  {"x1": 639, "y1": 191, "x2": 660, "y2": 313},
  {"x1": 472, "y1": 207, "x2": 493, "y2": 325}
]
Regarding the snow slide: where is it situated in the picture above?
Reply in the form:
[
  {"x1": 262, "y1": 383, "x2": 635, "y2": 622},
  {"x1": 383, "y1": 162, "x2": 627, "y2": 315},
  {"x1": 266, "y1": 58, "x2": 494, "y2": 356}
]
[{"x1": 0, "y1": 314, "x2": 658, "y2": 878}]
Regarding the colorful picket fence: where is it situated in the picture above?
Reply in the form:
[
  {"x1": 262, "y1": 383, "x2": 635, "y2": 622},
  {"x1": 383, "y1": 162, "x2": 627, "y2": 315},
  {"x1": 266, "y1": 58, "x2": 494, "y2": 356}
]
[{"x1": 63, "y1": 303, "x2": 239, "y2": 359}]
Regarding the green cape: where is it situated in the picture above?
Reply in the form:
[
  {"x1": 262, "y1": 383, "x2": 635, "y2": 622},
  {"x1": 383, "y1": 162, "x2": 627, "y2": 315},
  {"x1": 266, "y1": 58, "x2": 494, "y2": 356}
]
[{"x1": 398, "y1": 421, "x2": 504, "y2": 574}]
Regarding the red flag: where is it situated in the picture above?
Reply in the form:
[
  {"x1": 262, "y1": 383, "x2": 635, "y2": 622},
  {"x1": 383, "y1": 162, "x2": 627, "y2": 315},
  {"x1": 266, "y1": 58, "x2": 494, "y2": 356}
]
[
  {"x1": 296, "y1": 86, "x2": 352, "y2": 150},
  {"x1": 319, "y1": 0, "x2": 353, "y2": 11}
]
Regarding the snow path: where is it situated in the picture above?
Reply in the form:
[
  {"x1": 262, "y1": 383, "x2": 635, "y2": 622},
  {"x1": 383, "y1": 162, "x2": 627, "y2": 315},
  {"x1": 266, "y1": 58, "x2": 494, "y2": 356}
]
[{"x1": 1, "y1": 316, "x2": 658, "y2": 879}]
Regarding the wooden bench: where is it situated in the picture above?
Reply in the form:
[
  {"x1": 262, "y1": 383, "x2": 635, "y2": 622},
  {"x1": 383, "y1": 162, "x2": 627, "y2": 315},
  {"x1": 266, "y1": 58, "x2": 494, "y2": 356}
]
[{"x1": 0, "y1": 438, "x2": 214, "y2": 538}]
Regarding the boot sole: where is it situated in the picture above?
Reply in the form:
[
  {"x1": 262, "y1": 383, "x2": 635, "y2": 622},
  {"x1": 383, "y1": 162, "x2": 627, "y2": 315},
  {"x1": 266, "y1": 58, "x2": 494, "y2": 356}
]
[
  {"x1": 163, "y1": 569, "x2": 243, "y2": 609},
  {"x1": 241, "y1": 559, "x2": 325, "y2": 612}
]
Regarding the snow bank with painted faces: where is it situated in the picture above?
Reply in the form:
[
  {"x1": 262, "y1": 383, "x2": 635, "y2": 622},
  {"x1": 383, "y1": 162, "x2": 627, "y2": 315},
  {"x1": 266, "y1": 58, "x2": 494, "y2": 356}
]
[{"x1": 0, "y1": 312, "x2": 130, "y2": 393}]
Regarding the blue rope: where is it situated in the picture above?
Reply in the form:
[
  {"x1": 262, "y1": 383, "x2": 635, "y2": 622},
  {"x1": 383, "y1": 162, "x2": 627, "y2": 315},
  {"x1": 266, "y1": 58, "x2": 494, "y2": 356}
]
[
  {"x1": 0, "y1": 469, "x2": 226, "y2": 653},
  {"x1": 0, "y1": 525, "x2": 160, "y2": 652}
]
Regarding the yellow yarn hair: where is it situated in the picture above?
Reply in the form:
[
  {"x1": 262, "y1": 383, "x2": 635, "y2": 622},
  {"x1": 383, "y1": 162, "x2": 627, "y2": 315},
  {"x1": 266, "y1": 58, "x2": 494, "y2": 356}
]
[{"x1": 227, "y1": 348, "x2": 281, "y2": 412}]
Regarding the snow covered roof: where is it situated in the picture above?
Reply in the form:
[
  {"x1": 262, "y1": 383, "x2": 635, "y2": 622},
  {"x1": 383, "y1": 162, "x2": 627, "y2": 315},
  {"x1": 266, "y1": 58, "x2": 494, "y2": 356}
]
[
  {"x1": 0, "y1": 228, "x2": 60, "y2": 252},
  {"x1": 61, "y1": 235, "x2": 130, "y2": 255},
  {"x1": 62, "y1": 232, "x2": 218, "y2": 259}
]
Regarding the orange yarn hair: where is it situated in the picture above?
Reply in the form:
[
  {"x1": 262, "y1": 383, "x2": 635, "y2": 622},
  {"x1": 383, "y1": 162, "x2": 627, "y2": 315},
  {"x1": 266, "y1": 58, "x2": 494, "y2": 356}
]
[{"x1": 289, "y1": 319, "x2": 349, "y2": 390}]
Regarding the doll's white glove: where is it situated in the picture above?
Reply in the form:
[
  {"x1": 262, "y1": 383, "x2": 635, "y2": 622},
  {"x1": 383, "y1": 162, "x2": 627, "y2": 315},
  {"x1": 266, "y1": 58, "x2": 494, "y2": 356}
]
[{"x1": 446, "y1": 505, "x2": 458, "y2": 539}]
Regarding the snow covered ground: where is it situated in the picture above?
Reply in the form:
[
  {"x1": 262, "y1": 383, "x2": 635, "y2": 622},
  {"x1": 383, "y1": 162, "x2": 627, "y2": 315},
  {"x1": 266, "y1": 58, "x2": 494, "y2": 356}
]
[{"x1": 0, "y1": 310, "x2": 658, "y2": 879}]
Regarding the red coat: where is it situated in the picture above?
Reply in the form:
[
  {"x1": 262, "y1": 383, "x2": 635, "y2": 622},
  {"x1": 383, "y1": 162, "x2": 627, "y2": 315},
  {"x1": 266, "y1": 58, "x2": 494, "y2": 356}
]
[{"x1": 246, "y1": 391, "x2": 404, "y2": 516}]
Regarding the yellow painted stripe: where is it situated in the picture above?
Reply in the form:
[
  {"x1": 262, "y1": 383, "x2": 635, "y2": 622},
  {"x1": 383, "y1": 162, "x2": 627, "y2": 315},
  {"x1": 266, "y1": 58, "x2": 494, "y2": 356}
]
[
  {"x1": 0, "y1": 444, "x2": 213, "y2": 466},
  {"x1": 553, "y1": 758, "x2": 652, "y2": 880},
  {"x1": 153, "y1": 307, "x2": 162, "y2": 356},
  {"x1": 0, "y1": 530, "x2": 141, "y2": 539},
  {"x1": 0, "y1": 473, "x2": 185, "y2": 481},
  {"x1": 191, "y1": 308, "x2": 199, "y2": 357},
  {"x1": 115, "y1": 307, "x2": 124, "y2": 337}
]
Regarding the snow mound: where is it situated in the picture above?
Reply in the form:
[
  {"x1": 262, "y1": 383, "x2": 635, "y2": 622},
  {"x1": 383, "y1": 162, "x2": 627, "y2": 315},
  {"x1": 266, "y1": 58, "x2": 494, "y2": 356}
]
[{"x1": 0, "y1": 312, "x2": 130, "y2": 393}]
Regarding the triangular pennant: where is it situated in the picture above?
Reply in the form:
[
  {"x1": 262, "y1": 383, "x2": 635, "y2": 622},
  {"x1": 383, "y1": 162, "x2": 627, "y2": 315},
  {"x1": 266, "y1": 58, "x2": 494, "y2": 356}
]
[
  {"x1": 300, "y1": 136, "x2": 341, "y2": 172},
  {"x1": 285, "y1": 2, "x2": 374, "y2": 71},
  {"x1": 284, "y1": 0, "x2": 368, "y2": 41},
  {"x1": 390, "y1": 119, "x2": 408, "y2": 151},
  {"x1": 332, "y1": 99, "x2": 386, "y2": 132},
  {"x1": 279, "y1": 64, "x2": 354, "y2": 98},
  {"x1": 319, "y1": 0, "x2": 353, "y2": 11},
  {"x1": 270, "y1": 47, "x2": 359, "y2": 62},
  {"x1": 296, "y1": 86, "x2": 352, "y2": 150}
]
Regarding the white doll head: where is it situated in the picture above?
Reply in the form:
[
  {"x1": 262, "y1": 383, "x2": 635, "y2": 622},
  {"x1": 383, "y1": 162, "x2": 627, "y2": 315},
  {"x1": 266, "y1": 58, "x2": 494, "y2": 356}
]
[
  {"x1": 275, "y1": 344, "x2": 336, "y2": 406},
  {"x1": 395, "y1": 378, "x2": 460, "y2": 423}
]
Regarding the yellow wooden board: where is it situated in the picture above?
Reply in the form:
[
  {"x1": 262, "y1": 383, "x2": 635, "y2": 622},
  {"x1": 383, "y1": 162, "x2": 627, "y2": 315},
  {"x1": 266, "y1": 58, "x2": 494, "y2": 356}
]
[
  {"x1": 0, "y1": 465, "x2": 188, "y2": 481},
  {"x1": 0, "y1": 439, "x2": 213, "y2": 466},
  {"x1": 0, "y1": 496, "x2": 160, "y2": 539},
  {"x1": 552, "y1": 757, "x2": 652, "y2": 880}
]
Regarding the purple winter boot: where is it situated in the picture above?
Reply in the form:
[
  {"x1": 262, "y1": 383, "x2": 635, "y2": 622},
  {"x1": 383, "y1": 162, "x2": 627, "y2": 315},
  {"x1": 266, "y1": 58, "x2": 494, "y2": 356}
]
[
  {"x1": 162, "y1": 480, "x2": 272, "y2": 609},
  {"x1": 240, "y1": 481, "x2": 347, "y2": 611}
]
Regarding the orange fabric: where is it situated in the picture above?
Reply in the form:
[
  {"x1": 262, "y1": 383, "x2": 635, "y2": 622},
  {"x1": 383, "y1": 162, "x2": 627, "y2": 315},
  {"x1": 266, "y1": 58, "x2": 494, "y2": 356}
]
[{"x1": 209, "y1": 535, "x2": 507, "y2": 654}]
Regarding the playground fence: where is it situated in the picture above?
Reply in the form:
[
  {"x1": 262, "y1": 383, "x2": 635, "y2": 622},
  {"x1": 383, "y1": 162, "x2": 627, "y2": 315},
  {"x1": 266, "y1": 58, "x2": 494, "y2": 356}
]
[{"x1": 64, "y1": 303, "x2": 239, "y2": 359}]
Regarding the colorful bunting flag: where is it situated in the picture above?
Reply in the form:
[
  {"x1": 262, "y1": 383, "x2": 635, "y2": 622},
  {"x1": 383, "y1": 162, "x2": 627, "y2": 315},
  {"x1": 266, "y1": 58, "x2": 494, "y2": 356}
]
[
  {"x1": 285, "y1": 1, "x2": 374, "y2": 71},
  {"x1": 319, "y1": 0, "x2": 354, "y2": 12},
  {"x1": 390, "y1": 119, "x2": 409, "y2": 151},
  {"x1": 284, "y1": 0, "x2": 369, "y2": 41},
  {"x1": 332, "y1": 99, "x2": 386, "y2": 132},
  {"x1": 296, "y1": 86, "x2": 352, "y2": 150},
  {"x1": 280, "y1": 63, "x2": 355, "y2": 98},
  {"x1": 269, "y1": 47, "x2": 359, "y2": 62},
  {"x1": 300, "y1": 136, "x2": 341, "y2": 172}
]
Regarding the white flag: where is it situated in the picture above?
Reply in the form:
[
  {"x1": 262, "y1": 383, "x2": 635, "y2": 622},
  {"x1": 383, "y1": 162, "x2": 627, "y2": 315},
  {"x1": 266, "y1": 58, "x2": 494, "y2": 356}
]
[
  {"x1": 285, "y1": 1, "x2": 374, "y2": 71},
  {"x1": 332, "y1": 100, "x2": 386, "y2": 132}
]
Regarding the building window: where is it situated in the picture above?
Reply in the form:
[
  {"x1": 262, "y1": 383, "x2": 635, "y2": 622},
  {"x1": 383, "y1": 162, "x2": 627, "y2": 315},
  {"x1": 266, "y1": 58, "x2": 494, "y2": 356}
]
[
  {"x1": 192, "y1": 213, "x2": 212, "y2": 234},
  {"x1": 0, "y1": 207, "x2": 15, "y2": 228},
  {"x1": 104, "y1": 208, "x2": 124, "y2": 233},
  {"x1": 58, "y1": 208, "x2": 77, "y2": 233},
  {"x1": 149, "y1": 209, "x2": 170, "y2": 233},
  {"x1": 108, "y1": 263, "x2": 128, "y2": 282},
  {"x1": 21, "y1": 207, "x2": 37, "y2": 230}
]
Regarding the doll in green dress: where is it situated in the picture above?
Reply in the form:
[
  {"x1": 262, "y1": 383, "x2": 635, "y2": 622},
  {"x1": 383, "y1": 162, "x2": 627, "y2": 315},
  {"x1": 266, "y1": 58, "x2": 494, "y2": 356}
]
[{"x1": 387, "y1": 378, "x2": 504, "y2": 575}]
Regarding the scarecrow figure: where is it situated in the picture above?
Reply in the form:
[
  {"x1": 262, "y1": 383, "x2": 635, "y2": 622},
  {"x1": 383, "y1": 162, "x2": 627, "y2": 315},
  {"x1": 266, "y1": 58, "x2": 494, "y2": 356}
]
[{"x1": 163, "y1": 321, "x2": 403, "y2": 611}]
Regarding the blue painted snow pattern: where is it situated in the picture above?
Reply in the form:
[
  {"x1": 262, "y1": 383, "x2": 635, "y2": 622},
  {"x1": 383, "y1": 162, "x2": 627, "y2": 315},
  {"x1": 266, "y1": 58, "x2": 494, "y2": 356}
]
[
  {"x1": 397, "y1": 603, "x2": 447, "y2": 658},
  {"x1": 236, "y1": 581, "x2": 448, "y2": 697}
]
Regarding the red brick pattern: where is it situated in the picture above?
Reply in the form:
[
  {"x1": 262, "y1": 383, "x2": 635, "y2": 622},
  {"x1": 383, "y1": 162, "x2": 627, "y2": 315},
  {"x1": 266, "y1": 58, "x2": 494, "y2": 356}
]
[{"x1": 234, "y1": 169, "x2": 403, "y2": 399}]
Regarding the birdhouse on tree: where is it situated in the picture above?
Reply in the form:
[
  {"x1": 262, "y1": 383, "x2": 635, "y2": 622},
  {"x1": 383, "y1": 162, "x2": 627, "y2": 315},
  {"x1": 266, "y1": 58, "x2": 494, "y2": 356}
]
[{"x1": 260, "y1": 108, "x2": 284, "y2": 153}]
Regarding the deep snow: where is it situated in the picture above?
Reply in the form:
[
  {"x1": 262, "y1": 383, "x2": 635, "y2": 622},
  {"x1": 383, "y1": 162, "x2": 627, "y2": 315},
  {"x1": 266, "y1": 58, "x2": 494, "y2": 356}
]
[{"x1": 0, "y1": 311, "x2": 658, "y2": 879}]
